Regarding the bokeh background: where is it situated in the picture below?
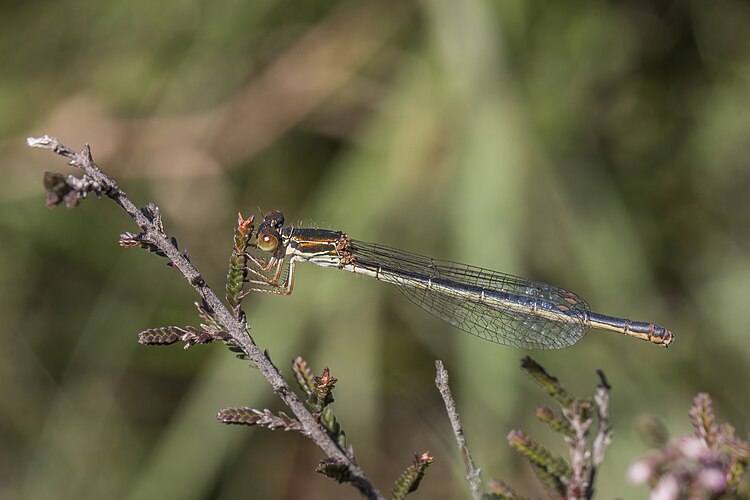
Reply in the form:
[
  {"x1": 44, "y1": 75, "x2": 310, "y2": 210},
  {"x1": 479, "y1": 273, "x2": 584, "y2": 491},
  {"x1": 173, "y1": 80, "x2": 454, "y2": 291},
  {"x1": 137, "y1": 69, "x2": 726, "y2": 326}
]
[{"x1": 2, "y1": 0, "x2": 749, "y2": 498}]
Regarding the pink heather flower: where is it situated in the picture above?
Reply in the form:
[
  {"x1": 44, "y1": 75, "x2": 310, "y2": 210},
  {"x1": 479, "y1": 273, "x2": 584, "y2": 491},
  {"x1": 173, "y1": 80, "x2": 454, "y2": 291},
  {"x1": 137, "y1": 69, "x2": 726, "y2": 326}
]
[
  {"x1": 627, "y1": 460, "x2": 652, "y2": 485},
  {"x1": 696, "y1": 467, "x2": 726, "y2": 492},
  {"x1": 651, "y1": 474, "x2": 679, "y2": 500},
  {"x1": 677, "y1": 436, "x2": 706, "y2": 459}
]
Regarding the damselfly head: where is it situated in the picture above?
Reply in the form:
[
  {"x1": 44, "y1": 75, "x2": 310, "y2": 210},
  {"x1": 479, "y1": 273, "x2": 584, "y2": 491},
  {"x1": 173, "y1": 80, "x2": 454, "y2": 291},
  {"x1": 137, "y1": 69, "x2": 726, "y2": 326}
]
[{"x1": 256, "y1": 210, "x2": 285, "y2": 252}]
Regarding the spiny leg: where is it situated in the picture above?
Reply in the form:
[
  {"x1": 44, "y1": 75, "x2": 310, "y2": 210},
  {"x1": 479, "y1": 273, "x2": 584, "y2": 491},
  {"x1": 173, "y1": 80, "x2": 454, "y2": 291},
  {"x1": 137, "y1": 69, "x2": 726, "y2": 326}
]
[
  {"x1": 245, "y1": 242, "x2": 287, "y2": 273},
  {"x1": 241, "y1": 259, "x2": 297, "y2": 297},
  {"x1": 246, "y1": 252, "x2": 274, "y2": 272},
  {"x1": 245, "y1": 255, "x2": 286, "y2": 286}
]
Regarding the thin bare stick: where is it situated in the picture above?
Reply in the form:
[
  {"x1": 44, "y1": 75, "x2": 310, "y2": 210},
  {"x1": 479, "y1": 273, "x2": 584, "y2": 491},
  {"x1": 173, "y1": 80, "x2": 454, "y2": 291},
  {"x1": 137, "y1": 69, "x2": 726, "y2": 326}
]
[
  {"x1": 563, "y1": 403, "x2": 592, "y2": 499},
  {"x1": 586, "y1": 370, "x2": 612, "y2": 500},
  {"x1": 434, "y1": 360, "x2": 483, "y2": 500},
  {"x1": 27, "y1": 135, "x2": 383, "y2": 500}
]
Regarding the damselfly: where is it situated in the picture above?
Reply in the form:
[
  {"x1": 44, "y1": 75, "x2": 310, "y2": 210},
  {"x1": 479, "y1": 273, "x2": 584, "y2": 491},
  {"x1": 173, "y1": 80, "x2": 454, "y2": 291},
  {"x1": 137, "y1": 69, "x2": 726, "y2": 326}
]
[{"x1": 243, "y1": 211, "x2": 673, "y2": 349}]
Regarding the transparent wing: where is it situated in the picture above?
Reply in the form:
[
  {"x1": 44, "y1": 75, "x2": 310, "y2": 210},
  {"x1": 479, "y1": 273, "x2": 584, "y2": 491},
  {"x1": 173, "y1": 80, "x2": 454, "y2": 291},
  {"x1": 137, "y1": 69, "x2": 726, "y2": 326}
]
[{"x1": 349, "y1": 240, "x2": 590, "y2": 349}]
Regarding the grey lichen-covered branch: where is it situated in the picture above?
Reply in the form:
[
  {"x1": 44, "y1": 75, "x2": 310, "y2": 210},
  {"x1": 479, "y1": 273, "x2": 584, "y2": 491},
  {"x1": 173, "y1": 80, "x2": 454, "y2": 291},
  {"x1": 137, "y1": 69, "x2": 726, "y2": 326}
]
[{"x1": 27, "y1": 135, "x2": 384, "y2": 500}]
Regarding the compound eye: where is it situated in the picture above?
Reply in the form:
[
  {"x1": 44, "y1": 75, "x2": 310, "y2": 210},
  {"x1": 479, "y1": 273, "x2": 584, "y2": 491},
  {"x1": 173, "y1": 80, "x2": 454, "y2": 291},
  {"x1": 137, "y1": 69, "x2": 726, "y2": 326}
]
[{"x1": 257, "y1": 232, "x2": 278, "y2": 252}]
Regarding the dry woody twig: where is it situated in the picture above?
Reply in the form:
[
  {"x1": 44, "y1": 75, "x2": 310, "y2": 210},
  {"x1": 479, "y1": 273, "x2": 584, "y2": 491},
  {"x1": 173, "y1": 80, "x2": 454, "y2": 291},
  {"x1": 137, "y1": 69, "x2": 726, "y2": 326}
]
[
  {"x1": 434, "y1": 360, "x2": 483, "y2": 500},
  {"x1": 28, "y1": 135, "x2": 384, "y2": 500}
]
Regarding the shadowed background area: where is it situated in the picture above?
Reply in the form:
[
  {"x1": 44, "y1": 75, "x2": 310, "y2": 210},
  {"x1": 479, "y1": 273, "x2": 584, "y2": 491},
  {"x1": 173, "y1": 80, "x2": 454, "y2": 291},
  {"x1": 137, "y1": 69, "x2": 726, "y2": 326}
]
[{"x1": 1, "y1": 0, "x2": 749, "y2": 498}]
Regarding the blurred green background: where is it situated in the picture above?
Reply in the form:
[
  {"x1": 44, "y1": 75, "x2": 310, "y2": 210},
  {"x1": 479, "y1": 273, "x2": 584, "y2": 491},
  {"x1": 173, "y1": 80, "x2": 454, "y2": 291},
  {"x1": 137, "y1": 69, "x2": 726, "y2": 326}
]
[{"x1": 2, "y1": 0, "x2": 749, "y2": 498}]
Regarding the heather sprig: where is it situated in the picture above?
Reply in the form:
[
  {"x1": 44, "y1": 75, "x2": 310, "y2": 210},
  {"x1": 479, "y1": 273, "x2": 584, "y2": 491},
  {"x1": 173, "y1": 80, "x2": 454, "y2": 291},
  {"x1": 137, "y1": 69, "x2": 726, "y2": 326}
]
[
  {"x1": 392, "y1": 452, "x2": 434, "y2": 500},
  {"x1": 628, "y1": 392, "x2": 749, "y2": 498},
  {"x1": 487, "y1": 357, "x2": 613, "y2": 499}
]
